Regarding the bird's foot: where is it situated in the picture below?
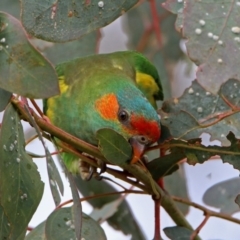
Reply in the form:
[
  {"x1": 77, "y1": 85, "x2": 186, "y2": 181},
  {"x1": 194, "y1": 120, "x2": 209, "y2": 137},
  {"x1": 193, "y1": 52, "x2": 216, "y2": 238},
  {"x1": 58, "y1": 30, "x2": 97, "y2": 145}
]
[{"x1": 79, "y1": 157, "x2": 106, "y2": 181}]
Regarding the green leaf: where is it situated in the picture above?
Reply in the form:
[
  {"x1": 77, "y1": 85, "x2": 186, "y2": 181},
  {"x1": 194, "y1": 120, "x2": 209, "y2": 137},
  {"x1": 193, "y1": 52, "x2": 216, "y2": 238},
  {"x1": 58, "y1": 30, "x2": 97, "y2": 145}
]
[
  {"x1": 24, "y1": 105, "x2": 64, "y2": 206},
  {"x1": 0, "y1": 204, "x2": 11, "y2": 240},
  {"x1": 220, "y1": 132, "x2": 240, "y2": 170},
  {"x1": 52, "y1": 139, "x2": 82, "y2": 239},
  {"x1": 162, "y1": 0, "x2": 183, "y2": 14},
  {"x1": 67, "y1": 172, "x2": 82, "y2": 240},
  {"x1": 166, "y1": 0, "x2": 240, "y2": 94},
  {"x1": 0, "y1": 104, "x2": 44, "y2": 239},
  {"x1": 147, "y1": 149, "x2": 181, "y2": 180},
  {"x1": 21, "y1": 0, "x2": 138, "y2": 42},
  {"x1": 203, "y1": 177, "x2": 240, "y2": 214},
  {"x1": 45, "y1": 207, "x2": 107, "y2": 240},
  {"x1": 235, "y1": 194, "x2": 240, "y2": 209},
  {"x1": 0, "y1": 88, "x2": 11, "y2": 112},
  {"x1": 160, "y1": 79, "x2": 240, "y2": 146},
  {"x1": 0, "y1": 12, "x2": 59, "y2": 98},
  {"x1": 96, "y1": 128, "x2": 132, "y2": 165},
  {"x1": 164, "y1": 226, "x2": 193, "y2": 240},
  {"x1": 25, "y1": 221, "x2": 46, "y2": 240},
  {"x1": 73, "y1": 176, "x2": 146, "y2": 240}
]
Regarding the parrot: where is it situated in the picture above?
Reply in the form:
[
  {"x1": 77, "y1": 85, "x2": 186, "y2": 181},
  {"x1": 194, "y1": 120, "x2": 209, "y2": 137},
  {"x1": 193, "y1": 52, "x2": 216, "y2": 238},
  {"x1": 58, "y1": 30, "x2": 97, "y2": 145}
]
[{"x1": 43, "y1": 51, "x2": 163, "y2": 173}]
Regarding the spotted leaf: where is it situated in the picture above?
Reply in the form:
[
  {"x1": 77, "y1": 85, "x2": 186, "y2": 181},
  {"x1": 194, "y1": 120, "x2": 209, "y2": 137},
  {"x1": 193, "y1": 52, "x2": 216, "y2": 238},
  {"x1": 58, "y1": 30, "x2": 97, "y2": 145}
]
[{"x1": 159, "y1": 79, "x2": 240, "y2": 146}]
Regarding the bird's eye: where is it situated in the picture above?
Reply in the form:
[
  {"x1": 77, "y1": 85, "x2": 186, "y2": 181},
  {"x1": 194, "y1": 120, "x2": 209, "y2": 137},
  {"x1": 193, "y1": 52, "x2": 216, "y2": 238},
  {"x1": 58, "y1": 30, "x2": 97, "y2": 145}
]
[
  {"x1": 138, "y1": 136, "x2": 150, "y2": 145},
  {"x1": 118, "y1": 109, "x2": 129, "y2": 122}
]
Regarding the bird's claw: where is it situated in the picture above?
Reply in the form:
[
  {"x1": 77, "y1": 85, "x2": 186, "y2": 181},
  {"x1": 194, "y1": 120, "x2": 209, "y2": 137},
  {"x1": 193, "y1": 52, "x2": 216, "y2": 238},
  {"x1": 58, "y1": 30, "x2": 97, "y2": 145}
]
[
  {"x1": 79, "y1": 158, "x2": 106, "y2": 181},
  {"x1": 97, "y1": 159, "x2": 106, "y2": 174}
]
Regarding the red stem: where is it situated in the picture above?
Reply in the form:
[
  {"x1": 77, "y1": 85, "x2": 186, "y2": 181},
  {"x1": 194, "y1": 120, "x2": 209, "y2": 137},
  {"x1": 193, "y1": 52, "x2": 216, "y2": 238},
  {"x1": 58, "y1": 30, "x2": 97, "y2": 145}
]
[
  {"x1": 158, "y1": 148, "x2": 166, "y2": 189},
  {"x1": 190, "y1": 215, "x2": 210, "y2": 240},
  {"x1": 149, "y1": 0, "x2": 162, "y2": 48},
  {"x1": 27, "y1": 226, "x2": 33, "y2": 231},
  {"x1": 153, "y1": 197, "x2": 161, "y2": 240},
  {"x1": 30, "y1": 99, "x2": 44, "y2": 117}
]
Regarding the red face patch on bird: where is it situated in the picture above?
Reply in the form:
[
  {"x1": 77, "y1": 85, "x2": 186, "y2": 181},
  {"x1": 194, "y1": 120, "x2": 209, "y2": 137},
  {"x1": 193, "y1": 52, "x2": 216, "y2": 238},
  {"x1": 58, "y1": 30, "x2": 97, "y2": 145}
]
[
  {"x1": 95, "y1": 93, "x2": 119, "y2": 121},
  {"x1": 129, "y1": 115, "x2": 160, "y2": 143},
  {"x1": 95, "y1": 93, "x2": 160, "y2": 144}
]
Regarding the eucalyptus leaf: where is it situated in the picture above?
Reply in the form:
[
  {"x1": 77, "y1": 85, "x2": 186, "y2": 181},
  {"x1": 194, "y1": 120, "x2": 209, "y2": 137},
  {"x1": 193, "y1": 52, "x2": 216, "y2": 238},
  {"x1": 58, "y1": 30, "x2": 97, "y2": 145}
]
[
  {"x1": 24, "y1": 105, "x2": 64, "y2": 206},
  {"x1": 160, "y1": 79, "x2": 240, "y2": 146},
  {"x1": 0, "y1": 88, "x2": 11, "y2": 112},
  {"x1": 183, "y1": 0, "x2": 240, "y2": 94},
  {"x1": 67, "y1": 172, "x2": 82, "y2": 240},
  {"x1": 25, "y1": 221, "x2": 46, "y2": 240},
  {"x1": 0, "y1": 12, "x2": 59, "y2": 98},
  {"x1": 96, "y1": 128, "x2": 132, "y2": 166},
  {"x1": 0, "y1": 104, "x2": 44, "y2": 239},
  {"x1": 21, "y1": 0, "x2": 138, "y2": 42},
  {"x1": 164, "y1": 226, "x2": 193, "y2": 240},
  {"x1": 45, "y1": 207, "x2": 106, "y2": 240},
  {"x1": 203, "y1": 177, "x2": 240, "y2": 214}
]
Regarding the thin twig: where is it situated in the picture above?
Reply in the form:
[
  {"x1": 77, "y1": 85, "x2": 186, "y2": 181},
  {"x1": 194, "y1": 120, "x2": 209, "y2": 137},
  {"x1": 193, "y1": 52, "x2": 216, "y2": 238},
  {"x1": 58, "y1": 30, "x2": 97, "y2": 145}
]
[
  {"x1": 172, "y1": 196, "x2": 240, "y2": 225},
  {"x1": 30, "y1": 99, "x2": 44, "y2": 117},
  {"x1": 55, "y1": 189, "x2": 146, "y2": 210},
  {"x1": 190, "y1": 215, "x2": 210, "y2": 240},
  {"x1": 153, "y1": 196, "x2": 161, "y2": 240},
  {"x1": 25, "y1": 134, "x2": 38, "y2": 145}
]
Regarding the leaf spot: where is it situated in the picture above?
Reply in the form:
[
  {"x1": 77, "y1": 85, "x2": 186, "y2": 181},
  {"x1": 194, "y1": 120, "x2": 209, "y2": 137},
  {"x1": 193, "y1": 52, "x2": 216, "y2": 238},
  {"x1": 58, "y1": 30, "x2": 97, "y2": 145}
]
[
  {"x1": 50, "y1": 179, "x2": 56, "y2": 186},
  {"x1": 197, "y1": 107, "x2": 203, "y2": 113},
  {"x1": 234, "y1": 37, "x2": 240, "y2": 42},
  {"x1": 208, "y1": 32, "x2": 213, "y2": 38},
  {"x1": 195, "y1": 28, "x2": 202, "y2": 35},
  {"x1": 0, "y1": 38, "x2": 6, "y2": 43},
  {"x1": 231, "y1": 27, "x2": 240, "y2": 34},
  {"x1": 188, "y1": 87, "x2": 194, "y2": 94},
  {"x1": 199, "y1": 19, "x2": 205, "y2": 26},
  {"x1": 98, "y1": 1, "x2": 104, "y2": 8}
]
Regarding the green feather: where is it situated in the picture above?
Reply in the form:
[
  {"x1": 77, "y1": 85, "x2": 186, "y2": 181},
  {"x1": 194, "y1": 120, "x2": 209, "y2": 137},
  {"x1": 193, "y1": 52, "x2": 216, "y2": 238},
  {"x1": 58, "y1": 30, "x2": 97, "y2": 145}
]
[{"x1": 44, "y1": 51, "x2": 163, "y2": 173}]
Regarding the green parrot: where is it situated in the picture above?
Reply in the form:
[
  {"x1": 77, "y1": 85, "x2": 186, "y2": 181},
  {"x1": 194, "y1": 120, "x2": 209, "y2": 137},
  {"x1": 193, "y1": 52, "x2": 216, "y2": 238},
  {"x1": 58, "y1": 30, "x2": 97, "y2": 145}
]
[{"x1": 43, "y1": 51, "x2": 163, "y2": 172}]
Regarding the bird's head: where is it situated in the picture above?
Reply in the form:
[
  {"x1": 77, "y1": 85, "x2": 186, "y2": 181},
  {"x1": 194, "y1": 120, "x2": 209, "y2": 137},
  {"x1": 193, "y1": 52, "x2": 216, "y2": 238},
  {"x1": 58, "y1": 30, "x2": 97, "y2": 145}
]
[{"x1": 94, "y1": 78, "x2": 161, "y2": 163}]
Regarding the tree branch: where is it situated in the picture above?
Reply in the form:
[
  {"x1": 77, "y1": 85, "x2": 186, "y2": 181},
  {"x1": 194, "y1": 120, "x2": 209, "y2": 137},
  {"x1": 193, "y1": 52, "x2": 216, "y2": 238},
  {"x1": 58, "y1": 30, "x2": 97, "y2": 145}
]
[
  {"x1": 11, "y1": 98, "x2": 200, "y2": 239},
  {"x1": 173, "y1": 196, "x2": 240, "y2": 225}
]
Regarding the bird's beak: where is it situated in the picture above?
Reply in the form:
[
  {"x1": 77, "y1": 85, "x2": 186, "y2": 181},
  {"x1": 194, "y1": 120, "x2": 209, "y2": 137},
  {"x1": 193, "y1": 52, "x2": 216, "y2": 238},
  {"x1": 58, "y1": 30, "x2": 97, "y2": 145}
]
[{"x1": 129, "y1": 136, "x2": 147, "y2": 164}]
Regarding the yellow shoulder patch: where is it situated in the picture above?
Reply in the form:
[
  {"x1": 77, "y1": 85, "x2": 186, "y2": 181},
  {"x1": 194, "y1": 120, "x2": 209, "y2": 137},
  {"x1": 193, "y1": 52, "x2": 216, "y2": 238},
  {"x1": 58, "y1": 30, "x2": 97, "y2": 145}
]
[
  {"x1": 45, "y1": 76, "x2": 69, "y2": 122},
  {"x1": 58, "y1": 76, "x2": 69, "y2": 94},
  {"x1": 136, "y1": 72, "x2": 159, "y2": 108}
]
